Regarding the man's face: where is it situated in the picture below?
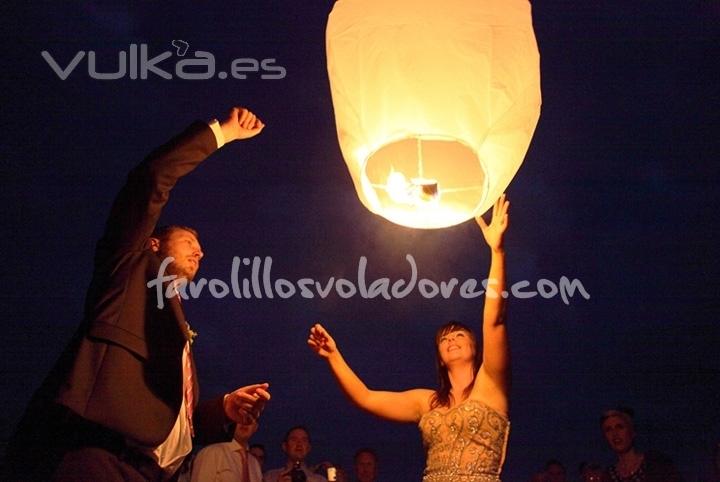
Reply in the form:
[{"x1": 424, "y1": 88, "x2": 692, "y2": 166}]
[
  {"x1": 355, "y1": 452, "x2": 377, "y2": 482},
  {"x1": 602, "y1": 415, "x2": 635, "y2": 454},
  {"x1": 233, "y1": 417, "x2": 259, "y2": 445},
  {"x1": 152, "y1": 229, "x2": 203, "y2": 281},
  {"x1": 282, "y1": 428, "x2": 311, "y2": 463}
]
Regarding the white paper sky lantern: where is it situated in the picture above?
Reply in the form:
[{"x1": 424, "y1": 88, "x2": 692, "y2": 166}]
[{"x1": 326, "y1": 0, "x2": 541, "y2": 229}]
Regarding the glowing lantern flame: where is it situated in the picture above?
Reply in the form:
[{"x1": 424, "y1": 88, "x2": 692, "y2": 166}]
[
  {"x1": 386, "y1": 171, "x2": 439, "y2": 206},
  {"x1": 327, "y1": 0, "x2": 541, "y2": 229}
]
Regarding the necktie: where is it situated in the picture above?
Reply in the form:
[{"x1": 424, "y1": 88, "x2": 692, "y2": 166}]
[
  {"x1": 237, "y1": 448, "x2": 251, "y2": 482},
  {"x1": 173, "y1": 283, "x2": 196, "y2": 439},
  {"x1": 182, "y1": 342, "x2": 195, "y2": 437}
]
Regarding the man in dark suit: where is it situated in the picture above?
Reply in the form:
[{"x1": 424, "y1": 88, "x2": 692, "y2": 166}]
[{"x1": 4, "y1": 107, "x2": 270, "y2": 481}]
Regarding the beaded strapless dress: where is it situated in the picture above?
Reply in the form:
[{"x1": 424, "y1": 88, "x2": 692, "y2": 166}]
[{"x1": 419, "y1": 398, "x2": 510, "y2": 482}]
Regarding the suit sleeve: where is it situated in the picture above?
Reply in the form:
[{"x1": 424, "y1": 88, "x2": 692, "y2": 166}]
[
  {"x1": 193, "y1": 397, "x2": 233, "y2": 446},
  {"x1": 96, "y1": 121, "x2": 218, "y2": 261}
]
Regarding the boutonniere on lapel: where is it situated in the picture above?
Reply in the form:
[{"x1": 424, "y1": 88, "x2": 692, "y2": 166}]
[{"x1": 185, "y1": 322, "x2": 198, "y2": 345}]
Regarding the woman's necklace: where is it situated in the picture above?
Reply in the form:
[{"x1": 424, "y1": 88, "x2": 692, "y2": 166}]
[{"x1": 617, "y1": 453, "x2": 644, "y2": 478}]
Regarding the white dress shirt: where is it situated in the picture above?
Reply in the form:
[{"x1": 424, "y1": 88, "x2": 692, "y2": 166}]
[
  {"x1": 191, "y1": 439, "x2": 262, "y2": 482},
  {"x1": 264, "y1": 463, "x2": 328, "y2": 482},
  {"x1": 134, "y1": 126, "x2": 226, "y2": 478}
]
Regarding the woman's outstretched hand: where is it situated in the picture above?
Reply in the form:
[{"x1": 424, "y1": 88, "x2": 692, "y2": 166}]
[
  {"x1": 307, "y1": 323, "x2": 337, "y2": 359},
  {"x1": 476, "y1": 194, "x2": 510, "y2": 252}
]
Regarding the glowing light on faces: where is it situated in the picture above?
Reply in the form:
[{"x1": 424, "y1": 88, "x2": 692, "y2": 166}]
[{"x1": 437, "y1": 330, "x2": 477, "y2": 364}]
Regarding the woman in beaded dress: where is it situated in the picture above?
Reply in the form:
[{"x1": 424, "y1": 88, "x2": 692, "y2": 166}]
[{"x1": 308, "y1": 195, "x2": 511, "y2": 482}]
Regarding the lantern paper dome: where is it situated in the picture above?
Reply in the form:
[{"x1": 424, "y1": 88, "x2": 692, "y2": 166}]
[{"x1": 326, "y1": 0, "x2": 541, "y2": 229}]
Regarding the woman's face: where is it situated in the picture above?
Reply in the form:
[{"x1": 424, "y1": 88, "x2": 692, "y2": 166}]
[
  {"x1": 602, "y1": 415, "x2": 635, "y2": 454},
  {"x1": 437, "y1": 329, "x2": 476, "y2": 366}
]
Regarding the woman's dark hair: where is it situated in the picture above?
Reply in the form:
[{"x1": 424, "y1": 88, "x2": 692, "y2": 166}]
[{"x1": 430, "y1": 321, "x2": 481, "y2": 409}]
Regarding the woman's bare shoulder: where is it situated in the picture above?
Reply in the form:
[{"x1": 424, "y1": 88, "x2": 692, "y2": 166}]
[
  {"x1": 404, "y1": 388, "x2": 436, "y2": 415},
  {"x1": 469, "y1": 365, "x2": 509, "y2": 416}
]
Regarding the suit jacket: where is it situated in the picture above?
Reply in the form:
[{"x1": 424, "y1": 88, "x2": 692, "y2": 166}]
[{"x1": 4, "y1": 121, "x2": 231, "y2": 479}]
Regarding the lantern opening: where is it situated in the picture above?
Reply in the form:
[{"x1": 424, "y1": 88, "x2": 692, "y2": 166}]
[{"x1": 363, "y1": 136, "x2": 487, "y2": 228}]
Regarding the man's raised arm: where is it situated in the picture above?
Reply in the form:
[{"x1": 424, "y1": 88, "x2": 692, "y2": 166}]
[{"x1": 96, "y1": 107, "x2": 264, "y2": 259}]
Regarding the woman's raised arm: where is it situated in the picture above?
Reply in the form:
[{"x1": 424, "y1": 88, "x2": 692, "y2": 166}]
[
  {"x1": 473, "y1": 195, "x2": 510, "y2": 405},
  {"x1": 308, "y1": 323, "x2": 431, "y2": 422}
]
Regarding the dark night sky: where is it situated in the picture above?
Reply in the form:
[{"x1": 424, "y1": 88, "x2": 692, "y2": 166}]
[{"x1": 1, "y1": 1, "x2": 719, "y2": 480}]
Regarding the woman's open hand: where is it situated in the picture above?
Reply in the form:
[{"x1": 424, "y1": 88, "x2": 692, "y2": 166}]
[
  {"x1": 476, "y1": 194, "x2": 509, "y2": 252},
  {"x1": 307, "y1": 323, "x2": 338, "y2": 359}
]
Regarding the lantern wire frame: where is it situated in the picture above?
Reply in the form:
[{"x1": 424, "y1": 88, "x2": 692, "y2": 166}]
[{"x1": 361, "y1": 133, "x2": 490, "y2": 228}]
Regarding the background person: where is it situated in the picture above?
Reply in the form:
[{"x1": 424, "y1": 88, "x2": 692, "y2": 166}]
[
  {"x1": 353, "y1": 448, "x2": 378, "y2": 482},
  {"x1": 601, "y1": 407, "x2": 681, "y2": 482},
  {"x1": 263, "y1": 426, "x2": 327, "y2": 482},
  {"x1": 250, "y1": 443, "x2": 267, "y2": 471},
  {"x1": 191, "y1": 415, "x2": 263, "y2": 482}
]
